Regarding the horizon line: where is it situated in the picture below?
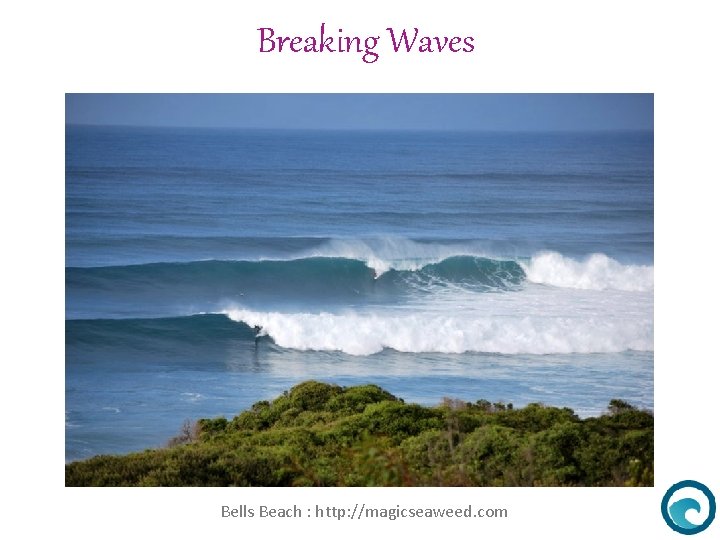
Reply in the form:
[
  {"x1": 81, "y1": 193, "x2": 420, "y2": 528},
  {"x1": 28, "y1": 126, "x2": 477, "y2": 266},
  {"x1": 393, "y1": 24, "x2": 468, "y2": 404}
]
[{"x1": 66, "y1": 123, "x2": 654, "y2": 133}]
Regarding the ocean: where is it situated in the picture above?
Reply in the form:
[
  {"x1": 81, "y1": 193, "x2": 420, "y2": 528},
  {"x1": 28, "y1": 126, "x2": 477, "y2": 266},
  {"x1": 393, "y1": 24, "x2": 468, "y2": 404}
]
[{"x1": 65, "y1": 126, "x2": 653, "y2": 462}]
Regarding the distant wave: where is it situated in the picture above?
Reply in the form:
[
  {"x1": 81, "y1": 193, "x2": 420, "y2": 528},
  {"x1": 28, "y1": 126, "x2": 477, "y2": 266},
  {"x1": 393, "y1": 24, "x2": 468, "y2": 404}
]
[
  {"x1": 66, "y1": 255, "x2": 527, "y2": 299},
  {"x1": 302, "y1": 237, "x2": 654, "y2": 291},
  {"x1": 67, "y1": 248, "x2": 652, "y2": 296}
]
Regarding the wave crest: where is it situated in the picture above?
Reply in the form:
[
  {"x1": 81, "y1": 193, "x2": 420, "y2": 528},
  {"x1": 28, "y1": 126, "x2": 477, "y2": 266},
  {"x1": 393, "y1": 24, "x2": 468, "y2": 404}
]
[
  {"x1": 521, "y1": 252, "x2": 653, "y2": 292},
  {"x1": 224, "y1": 308, "x2": 653, "y2": 356},
  {"x1": 302, "y1": 237, "x2": 486, "y2": 276}
]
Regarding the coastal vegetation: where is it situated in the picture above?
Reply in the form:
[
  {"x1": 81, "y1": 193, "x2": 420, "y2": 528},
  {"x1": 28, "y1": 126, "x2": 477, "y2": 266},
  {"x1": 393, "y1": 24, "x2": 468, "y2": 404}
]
[{"x1": 66, "y1": 381, "x2": 653, "y2": 487}]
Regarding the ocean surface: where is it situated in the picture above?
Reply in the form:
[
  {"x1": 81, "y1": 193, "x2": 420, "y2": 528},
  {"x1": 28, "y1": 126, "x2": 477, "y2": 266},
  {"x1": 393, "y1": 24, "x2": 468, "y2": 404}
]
[{"x1": 66, "y1": 126, "x2": 653, "y2": 462}]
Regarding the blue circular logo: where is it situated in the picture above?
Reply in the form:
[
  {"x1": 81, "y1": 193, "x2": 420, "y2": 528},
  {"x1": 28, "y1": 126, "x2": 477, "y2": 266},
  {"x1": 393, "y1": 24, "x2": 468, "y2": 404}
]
[{"x1": 661, "y1": 480, "x2": 716, "y2": 535}]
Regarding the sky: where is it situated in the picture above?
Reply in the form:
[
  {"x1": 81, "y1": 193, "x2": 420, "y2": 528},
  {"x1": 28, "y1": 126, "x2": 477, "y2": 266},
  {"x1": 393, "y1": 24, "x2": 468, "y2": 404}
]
[{"x1": 65, "y1": 94, "x2": 653, "y2": 131}]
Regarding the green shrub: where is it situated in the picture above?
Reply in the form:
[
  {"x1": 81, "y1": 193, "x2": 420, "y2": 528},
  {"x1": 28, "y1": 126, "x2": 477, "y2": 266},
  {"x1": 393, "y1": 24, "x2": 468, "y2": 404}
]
[
  {"x1": 457, "y1": 425, "x2": 524, "y2": 486},
  {"x1": 287, "y1": 380, "x2": 343, "y2": 411},
  {"x1": 326, "y1": 384, "x2": 398, "y2": 413},
  {"x1": 66, "y1": 385, "x2": 653, "y2": 487}
]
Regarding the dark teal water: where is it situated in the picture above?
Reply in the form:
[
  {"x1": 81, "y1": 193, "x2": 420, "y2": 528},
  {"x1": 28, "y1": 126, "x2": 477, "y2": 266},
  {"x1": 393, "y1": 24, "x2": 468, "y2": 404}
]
[{"x1": 66, "y1": 126, "x2": 653, "y2": 462}]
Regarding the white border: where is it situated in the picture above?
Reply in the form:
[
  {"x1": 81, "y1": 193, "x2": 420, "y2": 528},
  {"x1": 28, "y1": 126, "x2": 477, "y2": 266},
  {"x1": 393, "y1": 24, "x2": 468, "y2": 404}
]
[{"x1": 4, "y1": 0, "x2": 718, "y2": 538}]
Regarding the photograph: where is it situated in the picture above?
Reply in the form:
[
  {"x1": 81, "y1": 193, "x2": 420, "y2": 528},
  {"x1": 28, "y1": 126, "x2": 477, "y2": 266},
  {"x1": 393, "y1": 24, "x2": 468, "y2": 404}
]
[{"x1": 65, "y1": 93, "x2": 653, "y2": 487}]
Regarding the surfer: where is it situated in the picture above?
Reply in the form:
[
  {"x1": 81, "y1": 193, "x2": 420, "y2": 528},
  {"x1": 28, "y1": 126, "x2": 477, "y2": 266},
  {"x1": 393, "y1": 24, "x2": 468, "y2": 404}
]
[{"x1": 253, "y1": 325, "x2": 263, "y2": 346}]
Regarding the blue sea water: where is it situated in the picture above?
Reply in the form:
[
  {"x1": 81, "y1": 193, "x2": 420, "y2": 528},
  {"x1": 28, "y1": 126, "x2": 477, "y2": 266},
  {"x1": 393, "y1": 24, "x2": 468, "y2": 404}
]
[{"x1": 65, "y1": 126, "x2": 653, "y2": 462}]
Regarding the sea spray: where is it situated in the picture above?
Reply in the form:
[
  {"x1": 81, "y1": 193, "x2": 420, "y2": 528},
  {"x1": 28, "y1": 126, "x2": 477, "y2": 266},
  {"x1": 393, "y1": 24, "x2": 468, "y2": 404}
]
[{"x1": 521, "y1": 252, "x2": 654, "y2": 292}]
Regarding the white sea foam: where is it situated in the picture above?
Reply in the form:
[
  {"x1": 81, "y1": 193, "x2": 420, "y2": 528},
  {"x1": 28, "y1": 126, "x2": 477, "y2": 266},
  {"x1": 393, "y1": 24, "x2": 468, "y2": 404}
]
[
  {"x1": 521, "y1": 252, "x2": 654, "y2": 292},
  {"x1": 224, "y1": 306, "x2": 653, "y2": 356},
  {"x1": 101, "y1": 407, "x2": 121, "y2": 414}
]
